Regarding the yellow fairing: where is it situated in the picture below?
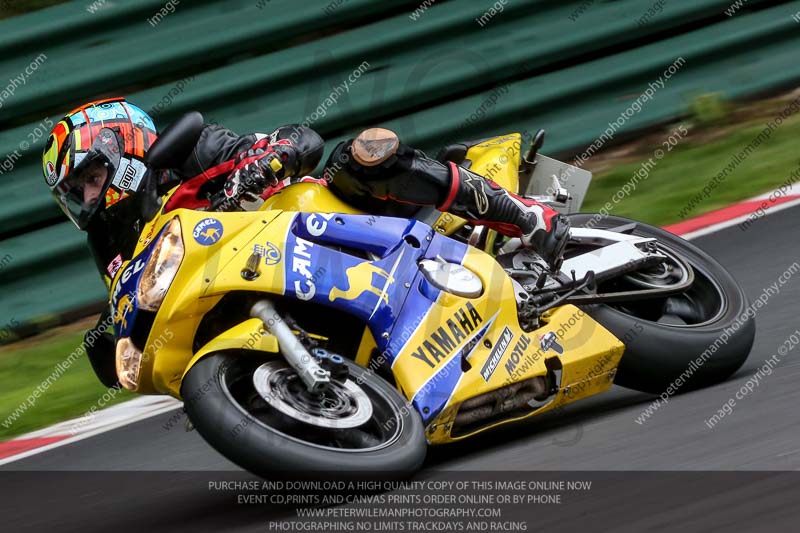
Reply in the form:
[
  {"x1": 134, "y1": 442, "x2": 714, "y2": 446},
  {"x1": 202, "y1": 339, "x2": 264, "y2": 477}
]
[
  {"x1": 390, "y1": 245, "x2": 520, "y2": 396},
  {"x1": 181, "y1": 318, "x2": 279, "y2": 381},
  {"x1": 260, "y1": 181, "x2": 364, "y2": 214},
  {"x1": 119, "y1": 182, "x2": 357, "y2": 398},
  {"x1": 427, "y1": 306, "x2": 624, "y2": 444},
  {"x1": 388, "y1": 245, "x2": 625, "y2": 444},
  {"x1": 124, "y1": 203, "x2": 289, "y2": 397},
  {"x1": 466, "y1": 133, "x2": 523, "y2": 193}
]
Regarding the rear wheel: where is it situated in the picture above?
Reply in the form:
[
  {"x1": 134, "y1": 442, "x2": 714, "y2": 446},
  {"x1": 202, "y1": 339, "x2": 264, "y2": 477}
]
[
  {"x1": 568, "y1": 214, "x2": 754, "y2": 394},
  {"x1": 182, "y1": 352, "x2": 426, "y2": 478}
]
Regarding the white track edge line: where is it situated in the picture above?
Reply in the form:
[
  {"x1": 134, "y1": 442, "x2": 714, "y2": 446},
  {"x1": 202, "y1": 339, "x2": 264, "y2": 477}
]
[{"x1": 0, "y1": 402, "x2": 182, "y2": 467}]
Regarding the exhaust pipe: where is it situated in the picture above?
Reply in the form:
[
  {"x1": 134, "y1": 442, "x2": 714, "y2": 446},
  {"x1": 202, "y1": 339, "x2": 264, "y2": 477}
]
[{"x1": 454, "y1": 376, "x2": 548, "y2": 427}]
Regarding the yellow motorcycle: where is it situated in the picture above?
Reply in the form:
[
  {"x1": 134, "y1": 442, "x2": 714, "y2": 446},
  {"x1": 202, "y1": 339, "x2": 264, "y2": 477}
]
[{"x1": 109, "y1": 114, "x2": 754, "y2": 476}]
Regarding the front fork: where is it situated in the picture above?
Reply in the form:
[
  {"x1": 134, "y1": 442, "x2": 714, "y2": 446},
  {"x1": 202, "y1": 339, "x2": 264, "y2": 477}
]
[{"x1": 250, "y1": 300, "x2": 331, "y2": 392}]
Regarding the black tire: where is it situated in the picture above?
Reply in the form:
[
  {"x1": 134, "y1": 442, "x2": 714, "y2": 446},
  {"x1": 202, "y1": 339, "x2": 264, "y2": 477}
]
[
  {"x1": 182, "y1": 352, "x2": 426, "y2": 478},
  {"x1": 568, "y1": 214, "x2": 755, "y2": 394}
]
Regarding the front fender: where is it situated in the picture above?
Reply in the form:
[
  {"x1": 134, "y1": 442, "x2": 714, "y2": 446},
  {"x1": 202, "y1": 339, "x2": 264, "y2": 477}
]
[{"x1": 180, "y1": 318, "x2": 279, "y2": 391}]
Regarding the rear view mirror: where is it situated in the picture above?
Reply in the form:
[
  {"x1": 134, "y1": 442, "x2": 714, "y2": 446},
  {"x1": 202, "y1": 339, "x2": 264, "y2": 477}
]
[{"x1": 145, "y1": 111, "x2": 204, "y2": 170}]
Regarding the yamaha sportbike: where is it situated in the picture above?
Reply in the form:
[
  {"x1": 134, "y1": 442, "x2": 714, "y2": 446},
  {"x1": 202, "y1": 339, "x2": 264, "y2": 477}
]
[{"x1": 108, "y1": 114, "x2": 754, "y2": 476}]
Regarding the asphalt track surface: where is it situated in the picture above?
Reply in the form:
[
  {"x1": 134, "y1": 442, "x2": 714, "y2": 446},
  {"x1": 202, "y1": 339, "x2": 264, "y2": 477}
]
[{"x1": 4, "y1": 206, "x2": 800, "y2": 532}]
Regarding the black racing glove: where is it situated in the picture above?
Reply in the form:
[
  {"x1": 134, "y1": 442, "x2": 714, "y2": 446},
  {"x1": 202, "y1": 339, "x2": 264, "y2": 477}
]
[{"x1": 223, "y1": 147, "x2": 284, "y2": 202}]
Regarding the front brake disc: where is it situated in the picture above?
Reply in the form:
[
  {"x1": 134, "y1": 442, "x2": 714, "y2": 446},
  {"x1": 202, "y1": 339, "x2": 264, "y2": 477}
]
[{"x1": 253, "y1": 361, "x2": 372, "y2": 429}]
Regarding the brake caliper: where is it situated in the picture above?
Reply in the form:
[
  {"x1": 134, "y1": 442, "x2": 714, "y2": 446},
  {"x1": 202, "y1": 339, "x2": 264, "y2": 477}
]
[{"x1": 311, "y1": 348, "x2": 349, "y2": 384}]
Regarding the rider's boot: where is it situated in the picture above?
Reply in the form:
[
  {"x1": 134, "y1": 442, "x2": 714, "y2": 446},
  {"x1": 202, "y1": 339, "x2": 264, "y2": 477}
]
[{"x1": 350, "y1": 128, "x2": 570, "y2": 270}]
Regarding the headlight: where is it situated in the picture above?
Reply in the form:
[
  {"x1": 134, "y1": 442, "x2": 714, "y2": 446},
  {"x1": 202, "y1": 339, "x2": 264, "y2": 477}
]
[
  {"x1": 138, "y1": 217, "x2": 184, "y2": 311},
  {"x1": 116, "y1": 337, "x2": 143, "y2": 390}
]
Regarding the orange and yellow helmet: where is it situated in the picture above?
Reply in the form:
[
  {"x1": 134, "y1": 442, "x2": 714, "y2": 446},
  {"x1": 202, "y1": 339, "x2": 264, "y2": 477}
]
[{"x1": 42, "y1": 97, "x2": 158, "y2": 229}]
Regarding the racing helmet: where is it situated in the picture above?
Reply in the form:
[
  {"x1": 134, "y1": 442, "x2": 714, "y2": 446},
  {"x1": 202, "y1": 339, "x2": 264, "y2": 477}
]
[{"x1": 42, "y1": 97, "x2": 158, "y2": 229}]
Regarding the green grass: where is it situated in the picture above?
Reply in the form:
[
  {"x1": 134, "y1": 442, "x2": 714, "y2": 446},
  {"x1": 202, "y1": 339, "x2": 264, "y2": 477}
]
[
  {"x1": 0, "y1": 332, "x2": 131, "y2": 440},
  {"x1": 583, "y1": 111, "x2": 800, "y2": 226}
]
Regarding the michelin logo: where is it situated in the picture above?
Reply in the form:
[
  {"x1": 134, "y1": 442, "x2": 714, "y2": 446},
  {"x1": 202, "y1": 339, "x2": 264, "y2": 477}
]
[{"x1": 480, "y1": 326, "x2": 514, "y2": 381}]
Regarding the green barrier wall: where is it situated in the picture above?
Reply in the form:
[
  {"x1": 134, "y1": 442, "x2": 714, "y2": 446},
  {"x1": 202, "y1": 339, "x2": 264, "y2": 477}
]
[{"x1": 0, "y1": 0, "x2": 797, "y2": 335}]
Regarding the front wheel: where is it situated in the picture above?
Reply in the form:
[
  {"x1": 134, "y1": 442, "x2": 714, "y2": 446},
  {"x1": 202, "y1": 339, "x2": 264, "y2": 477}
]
[
  {"x1": 182, "y1": 352, "x2": 426, "y2": 478},
  {"x1": 568, "y1": 214, "x2": 755, "y2": 394}
]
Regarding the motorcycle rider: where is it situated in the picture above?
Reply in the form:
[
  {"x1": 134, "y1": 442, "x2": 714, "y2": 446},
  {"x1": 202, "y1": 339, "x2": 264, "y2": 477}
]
[{"x1": 43, "y1": 97, "x2": 569, "y2": 386}]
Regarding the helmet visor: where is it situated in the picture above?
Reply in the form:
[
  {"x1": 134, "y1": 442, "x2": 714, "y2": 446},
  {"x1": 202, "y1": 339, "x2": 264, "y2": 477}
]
[{"x1": 54, "y1": 128, "x2": 123, "y2": 229}]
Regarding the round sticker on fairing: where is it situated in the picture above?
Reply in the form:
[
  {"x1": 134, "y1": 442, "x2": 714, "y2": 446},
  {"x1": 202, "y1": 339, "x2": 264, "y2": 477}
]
[{"x1": 193, "y1": 218, "x2": 224, "y2": 246}]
